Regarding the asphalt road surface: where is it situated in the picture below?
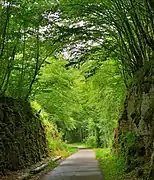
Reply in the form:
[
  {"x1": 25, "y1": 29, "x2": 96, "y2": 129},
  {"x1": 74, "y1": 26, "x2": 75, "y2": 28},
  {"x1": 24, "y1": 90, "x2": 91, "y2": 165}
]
[{"x1": 42, "y1": 149, "x2": 103, "y2": 180}]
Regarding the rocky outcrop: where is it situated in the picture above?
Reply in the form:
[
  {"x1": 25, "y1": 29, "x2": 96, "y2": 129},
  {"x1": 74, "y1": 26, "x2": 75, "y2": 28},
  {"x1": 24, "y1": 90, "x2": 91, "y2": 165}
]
[
  {"x1": 0, "y1": 97, "x2": 49, "y2": 172},
  {"x1": 114, "y1": 66, "x2": 154, "y2": 179}
]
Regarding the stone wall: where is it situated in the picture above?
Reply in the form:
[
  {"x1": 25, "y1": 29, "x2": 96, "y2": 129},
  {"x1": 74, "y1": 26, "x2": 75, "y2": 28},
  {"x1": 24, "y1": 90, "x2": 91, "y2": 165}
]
[
  {"x1": 115, "y1": 67, "x2": 154, "y2": 179},
  {"x1": 0, "y1": 97, "x2": 49, "y2": 172}
]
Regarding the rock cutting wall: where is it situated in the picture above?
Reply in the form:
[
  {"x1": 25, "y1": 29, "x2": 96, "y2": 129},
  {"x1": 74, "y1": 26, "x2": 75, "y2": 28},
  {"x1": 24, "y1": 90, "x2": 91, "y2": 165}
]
[
  {"x1": 0, "y1": 97, "x2": 48, "y2": 172},
  {"x1": 114, "y1": 67, "x2": 154, "y2": 179}
]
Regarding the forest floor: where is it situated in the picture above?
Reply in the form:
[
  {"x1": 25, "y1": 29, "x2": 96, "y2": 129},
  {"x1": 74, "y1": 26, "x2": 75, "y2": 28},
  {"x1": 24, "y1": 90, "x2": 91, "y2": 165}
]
[{"x1": 41, "y1": 149, "x2": 103, "y2": 180}]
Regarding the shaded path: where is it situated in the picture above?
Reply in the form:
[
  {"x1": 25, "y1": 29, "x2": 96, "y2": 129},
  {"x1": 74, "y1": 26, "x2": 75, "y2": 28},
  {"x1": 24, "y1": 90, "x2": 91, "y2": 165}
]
[{"x1": 42, "y1": 149, "x2": 103, "y2": 180}]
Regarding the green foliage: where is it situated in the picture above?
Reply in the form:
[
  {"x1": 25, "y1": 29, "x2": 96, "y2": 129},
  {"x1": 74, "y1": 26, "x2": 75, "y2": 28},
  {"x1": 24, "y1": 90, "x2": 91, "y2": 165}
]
[
  {"x1": 96, "y1": 148, "x2": 126, "y2": 180},
  {"x1": 0, "y1": 0, "x2": 149, "y2": 151},
  {"x1": 58, "y1": 0, "x2": 154, "y2": 85},
  {"x1": 31, "y1": 100, "x2": 79, "y2": 158},
  {"x1": 70, "y1": 143, "x2": 90, "y2": 148},
  {"x1": 31, "y1": 100, "x2": 64, "y2": 154},
  {"x1": 34, "y1": 58, "x2": 80, "y2": 131},
  {"x1": 29, "y1": 55, "x2": 126, "y2": 149},
  {"x1": 84, "y1": 136, "x2": 97, "y2": 148},
  {"x1": 77, "y1": 59, "x2": 126, "y2": 148},
  {"x1": 0, "y1": 0, "x2": 59, "y2": 99},
  {"x1": 124, "y1": 131, "x2": 135, "y2": 147}
]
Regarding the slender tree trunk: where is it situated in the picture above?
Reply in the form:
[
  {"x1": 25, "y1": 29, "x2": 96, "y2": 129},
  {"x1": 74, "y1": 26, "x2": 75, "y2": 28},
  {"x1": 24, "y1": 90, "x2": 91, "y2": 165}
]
[
  {"x1": 2, "y1": 45, "x2": 17, "y2": 94},
  {"x1": 25, "y1": 27, "x2": 40, "y2": 100},
  {"x1": 18, "y1": 29, "x2": 26, "y2": 98},
  {"x1": 0, "y1": 4, "x2": 10, "y2": 59}
]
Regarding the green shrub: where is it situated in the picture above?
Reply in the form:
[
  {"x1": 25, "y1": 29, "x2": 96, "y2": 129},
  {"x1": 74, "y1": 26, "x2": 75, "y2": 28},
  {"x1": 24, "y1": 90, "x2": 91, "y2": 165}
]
[
  {"x1": 85, "y1": 135, "x2": 97, "y2": 147},
  {"x1": 31, "y1": 101, "x2": 65, "y2": 154}
]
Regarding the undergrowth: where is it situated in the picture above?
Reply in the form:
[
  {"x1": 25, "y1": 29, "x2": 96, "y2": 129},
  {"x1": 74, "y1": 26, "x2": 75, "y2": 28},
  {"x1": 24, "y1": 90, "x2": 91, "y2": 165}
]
[
  {"x1": 96, "y1": 148, "x2": 126, "y2": 180},
  {"x1": 31, "y1": 101, "x2": 78, "y2": 159},
  {"x1": 70, "y1": 143, "x2": 90, "y2": 148},
  {"x1": 54, "y1": 145, "x2": 78, "y2": 158}
]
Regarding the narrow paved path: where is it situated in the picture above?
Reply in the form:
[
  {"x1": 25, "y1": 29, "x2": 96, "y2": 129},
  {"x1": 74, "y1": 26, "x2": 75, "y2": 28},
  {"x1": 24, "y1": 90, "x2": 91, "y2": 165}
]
[{"x1": 42, "y1": 149, "x2": 103, "y2": 180}]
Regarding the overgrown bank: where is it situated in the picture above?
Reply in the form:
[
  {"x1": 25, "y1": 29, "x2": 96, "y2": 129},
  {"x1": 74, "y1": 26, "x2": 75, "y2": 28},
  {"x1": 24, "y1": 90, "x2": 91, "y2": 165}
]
[
  {"x1": 0, "y1": 97, "x2": 77, "y2": 173},
  {"x1": 96, "y1": 66, "x2": 154, "y2": 180}
]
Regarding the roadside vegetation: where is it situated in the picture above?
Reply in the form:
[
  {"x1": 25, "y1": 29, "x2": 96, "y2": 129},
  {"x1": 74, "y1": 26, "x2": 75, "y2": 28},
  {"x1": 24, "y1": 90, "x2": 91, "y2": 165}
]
[{"x1": 96, "y1": 149, "x2": 126, "y2": 180}]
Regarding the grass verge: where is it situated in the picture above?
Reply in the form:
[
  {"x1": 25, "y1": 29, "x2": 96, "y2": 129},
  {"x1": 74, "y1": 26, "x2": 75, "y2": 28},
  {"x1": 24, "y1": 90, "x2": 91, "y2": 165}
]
[
  {"x1": 54, "y1": 145, "x2": 78, "y2": 158},
  {"x1": 96, "y1": 148, "x2": 126, "y2": 180},
  {"x1": 68, "y1": 143, "x2": 91, "y2": 148}
]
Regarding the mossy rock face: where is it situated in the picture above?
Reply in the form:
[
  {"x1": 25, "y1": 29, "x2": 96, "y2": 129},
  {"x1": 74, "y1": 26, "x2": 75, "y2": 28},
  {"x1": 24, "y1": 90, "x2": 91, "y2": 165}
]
[
  {"x1": 0, "y1": 97, "x2": 49, "y2": 171},
  {"x1": 114, "y1": 66, "x2": 154, "y2": 179}
]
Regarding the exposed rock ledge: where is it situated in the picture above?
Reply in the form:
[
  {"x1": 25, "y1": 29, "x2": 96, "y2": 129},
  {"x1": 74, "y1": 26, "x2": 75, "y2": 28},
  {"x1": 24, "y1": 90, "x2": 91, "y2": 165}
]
[{"x1": 114, "y1": 67, "x2": 154, "y2": 179}]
